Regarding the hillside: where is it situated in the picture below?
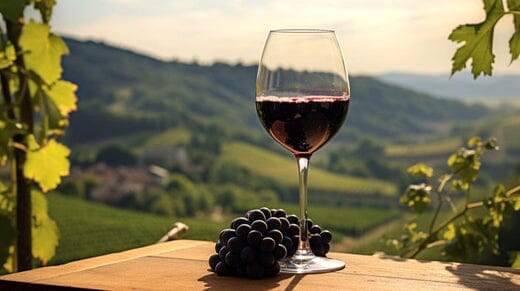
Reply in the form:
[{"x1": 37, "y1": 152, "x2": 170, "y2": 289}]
[
  {"x1": 377, "y1": 72, "x2": 520, "y2": 102},
  {"x1": 61, "y1": 38, "x2": 490, "y2": 145}
]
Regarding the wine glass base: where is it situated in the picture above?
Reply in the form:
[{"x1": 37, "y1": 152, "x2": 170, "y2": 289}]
[{"x1": 279, "y1": 256, "x2": 345, "y2": 274}]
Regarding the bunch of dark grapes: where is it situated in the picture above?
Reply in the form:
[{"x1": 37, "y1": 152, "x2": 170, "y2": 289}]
[{"x1": 208, "y1": 207, "x2": 333, "y2": 279}]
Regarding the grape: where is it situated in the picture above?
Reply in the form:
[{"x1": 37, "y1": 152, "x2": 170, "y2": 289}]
[
  {"x1": 218, "y1": 246, "x2": 228, "y2": 261},
  {"x1": 310, "y1": 225, "x2": 322, "y2": 234},
  {"x1": 320, "y1": 230, "x2": 332, "y2": 244},
  {"x1": 215, "y1": 241, "x2": 222, "y2": 253},
  {"x1": 273, "y1": 209, "x2": 286, "y2": 218},
  {"x1": 264, "y1": 261, "x2": 280, "y2": 277},
  {"x1": 267, "y1": 229, "x2": 283, "y2": 244},
  {"x1": 251, "y1": 220, "x2": 268, "y2": 234},
  {"x1": 266, "y1": 217, "x2": 281, "y2": 230},
  {"x1": 309, "y1": 233, "x2": 321, "y2": 247},
  {"x1": 260, "y1": 252, "x2": 276, "y2": 267},
  {"x1": 209, "y1": 253, "x2": 220, "y2": 270},
  {"x1": 247, "y1": 230, "x2": 262, "y2": 247},
  {"x1": 279, "y1": 217, "x2": 290, "y2": 233},
  {"x1": 236, "y1": 224, "x2": 252, "y2": 239},
  {"x1": 273, "y1": 244, "x2": 287, "y2": 260},
  {"x1": 247, "y1": 209, "x2": 266, "y2": 223},
  {"x1": 246, "y1": 262, "x2": 264, "y2": 279},
  {"x1": 288, "y1": 224, "x2": 300, "y2": 236},
  {"x1": 282, "y1": 236, "x2": 293, "y2": 250},
  {"x1": 231, "y1": 217, "x2": 249, "y2": 229},
  {"x1": 240, "y1": 246, "x2": 257, "y2": 264},
  {"x1": 215, "y1": 261, "x2": 231, "y2": 276},
  {"x1": 225, "y1": 252, "x2": 241, "y2": 267},
  {"x1": 219, "y1": 229, "x2": 236, "y2": 245},
  {"x1": 259, "y1": 207, "x2": 272, "y2": 219},
  {"x1": 227, "y1": 237, "x2": 244, "y2": 254},
  {"x1": 286, "y1": 214, "x2": 299, "y2": 225},
  {"x1": 260, "y1": 237, "x2": 276, "y2": 252},
  {"x1": 209, "y1": 206, "x2": 334, "y2": 279}
]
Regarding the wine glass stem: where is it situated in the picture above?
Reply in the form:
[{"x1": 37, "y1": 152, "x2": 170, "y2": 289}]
[{"x1": 296, "y1": 156, "x2": 311, "y2": 254}]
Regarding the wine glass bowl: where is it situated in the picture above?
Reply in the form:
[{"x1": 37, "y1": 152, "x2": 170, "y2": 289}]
[{"x1": 255, "y1": 29, "x2": 349, "y2": 273}]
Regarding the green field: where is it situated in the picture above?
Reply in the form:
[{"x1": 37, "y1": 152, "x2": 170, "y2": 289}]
[
  {"x1": 220, "y1": 142, "x2": 398, "y2": 197},
  {"x1": 47, "y1": 193, "x2": 403, "y2": 265},
  {"x1": 47, "y1": 193, "x2": 230, "y2": 265},
  {"x1": 385, "y1": 138, "x2": 462, "y2": 158}
]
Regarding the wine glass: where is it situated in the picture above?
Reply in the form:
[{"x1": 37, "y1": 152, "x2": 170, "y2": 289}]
[{"x1": 255, "y1": 29, "x2": 350, "y2": 274}]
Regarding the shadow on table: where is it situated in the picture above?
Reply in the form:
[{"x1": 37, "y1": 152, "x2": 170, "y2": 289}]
[
  {"x1": 446, "y1": 264, "x2": 520, "y2": 290},
  {"x1": 376, "y1": 252, "x2": 520, "y2": 290},
  {"x1": 198, "y1": 270, "x2": 305, "y2": 290}
]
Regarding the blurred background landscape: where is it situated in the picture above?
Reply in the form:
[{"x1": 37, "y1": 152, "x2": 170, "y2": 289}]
[
  {"x1": 4, "y1": 0, "x2": 520, "y2": 269},
  {"x1": 44, "y1": 36, "x2": 520, "y2": 266}
]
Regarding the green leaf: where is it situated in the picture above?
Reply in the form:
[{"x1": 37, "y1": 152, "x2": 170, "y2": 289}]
[
  {"x1": 19, "y1": 21, "x2": 69, "y2": 84},
  {"x1": 447, "y1": 149, "x2": 481, "y2": 182},
  {"x1": 467, "y1": 136, "x2": 481, "y2": 147},
  {"x1": 508, "y1": 0, "x2": 520, "y2": 63},
  {"x1": 406, "y1": 163, "x2": 433, "y2": 178},
  {"x1": 31, "y1": 190, "x2": 59, "y2": 265},
  {"x1": 400, "y1": 183, "x2": 432, "y2": 213},
  {"x1": 511, "y1": 252, "x2": 520, "y2": 268},
  {"x1": 443, "y1": 223, "x2": 456, "y2": 241},
  {"x1": 0, "y1": 213, "x2": 15, "y2": 268},
  {"x1": 43, "y1": 80, "x2": 78, "y2": 116},
  {"x1": 0, "y1": 0, "x2": 25, "y2": 21},
  {"x1": 0, "y1": 42, "x2": 16, "y2": 69},
  {"x1": 449, "y1": 0, "x2": 505, "y2": 79},
  {"x1": 0, "y1": 119, "x2": 22, "y2": 165},
  {"x1": 24, "y1": 139, "x2": 71, "y2": 192}
]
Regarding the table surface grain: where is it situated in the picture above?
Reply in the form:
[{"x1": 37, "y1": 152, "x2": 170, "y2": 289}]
[{"x1": 1, "y1": 239, "x2": 519, "y2": 290}]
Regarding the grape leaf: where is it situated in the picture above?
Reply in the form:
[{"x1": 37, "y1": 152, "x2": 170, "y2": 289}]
[
  {"x1": 19, "y1": 21, "x2": 69, "y2": 84},
  {"x1": 449, "y1": 0, "x2": 505, "y2": 79},
  {"x1": 43, "y1": 80, "x2": 78, "y2": 116},
  {"x1": 31, "y1": 190, "x2": 59, "y2": 265},
  {"x1": 406, "y1": 163, "x2": 433, "y2": 178},
  {"x1": 509, "y1": 0, "x2": 520, "y2": 62},
  {"x1": 0, "y1": 213, "x2": 15, "y2": 269},
  {"x1": 447, "y1": 149, "x2": 481, "y2": 182},
  {"x1": 0, "y1": 119, "x2": 22, "y2": 165},
  {"x1": 0, "y1": 42, "x2": 16, "y2": 69},
  {"x1": 0, "y1": 0, "x2": 25, "y2": 21},
  {"x1": 24, "y1": 139, "x2": 71, "y2": 192}
]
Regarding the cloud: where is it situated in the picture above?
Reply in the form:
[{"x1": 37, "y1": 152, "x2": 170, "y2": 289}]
[{"x1": 52, "y1": 0, "x2": 520, "y2": 74}]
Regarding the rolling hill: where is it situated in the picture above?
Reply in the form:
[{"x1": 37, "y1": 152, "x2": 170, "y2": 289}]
[{"x1": 61, "y1": 38, "x2": 490, "y2": 146}]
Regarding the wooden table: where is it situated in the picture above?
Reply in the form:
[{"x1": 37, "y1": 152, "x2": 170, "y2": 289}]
[{"x1": 1, "y1": 239, "x2": 519, "y2": 290}]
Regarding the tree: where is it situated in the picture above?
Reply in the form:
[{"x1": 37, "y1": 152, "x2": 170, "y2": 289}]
[{"x1": 0, "y1": 1, "x2": 77, "y2": 272}]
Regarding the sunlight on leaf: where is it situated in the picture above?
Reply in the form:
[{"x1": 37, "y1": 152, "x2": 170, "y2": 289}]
[
  {"x1": 0, "y1": 214, "x2": 15, "y2": 268},
  {"x1": 406, "y1": 163, "x2": 433, "y2": 178},
  {"x1": 43, "y1": 80, "x2": 78, "y2": 116},
  {"x1": 19, "y1": 21, "x2": 69, "y2": 84},
  {"x1": 449, "y1": 0, "x2": 505, "y2": 78},
  {"x1": 508, "y1": 0, "x2": 520, "y2": 63},
  {"x1": 24, "y1": 139, "x2": 71, "y2": 192},
  {"x1": 31, "y1": 190, "x2": 59, "y2": 265}
]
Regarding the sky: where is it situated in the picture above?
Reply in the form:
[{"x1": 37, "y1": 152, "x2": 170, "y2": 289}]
[{"x1": 48, "y1": 0, "x2": 520, "y2": 75}]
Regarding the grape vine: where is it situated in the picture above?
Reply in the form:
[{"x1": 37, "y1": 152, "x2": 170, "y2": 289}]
[
  {"x1": 450, "y1": 0, "x2": 520, "y2": 79},
  {"x1": 388, "y1": 138, "x2": 520, "y2": 264},
  {"x1": 0, "y1": 0, "x2": 77, "y2": 272}
]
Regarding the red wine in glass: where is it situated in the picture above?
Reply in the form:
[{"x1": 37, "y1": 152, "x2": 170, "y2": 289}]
[{"x1": 256, "y1": 96, "x2": 349, "y2": 158}]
